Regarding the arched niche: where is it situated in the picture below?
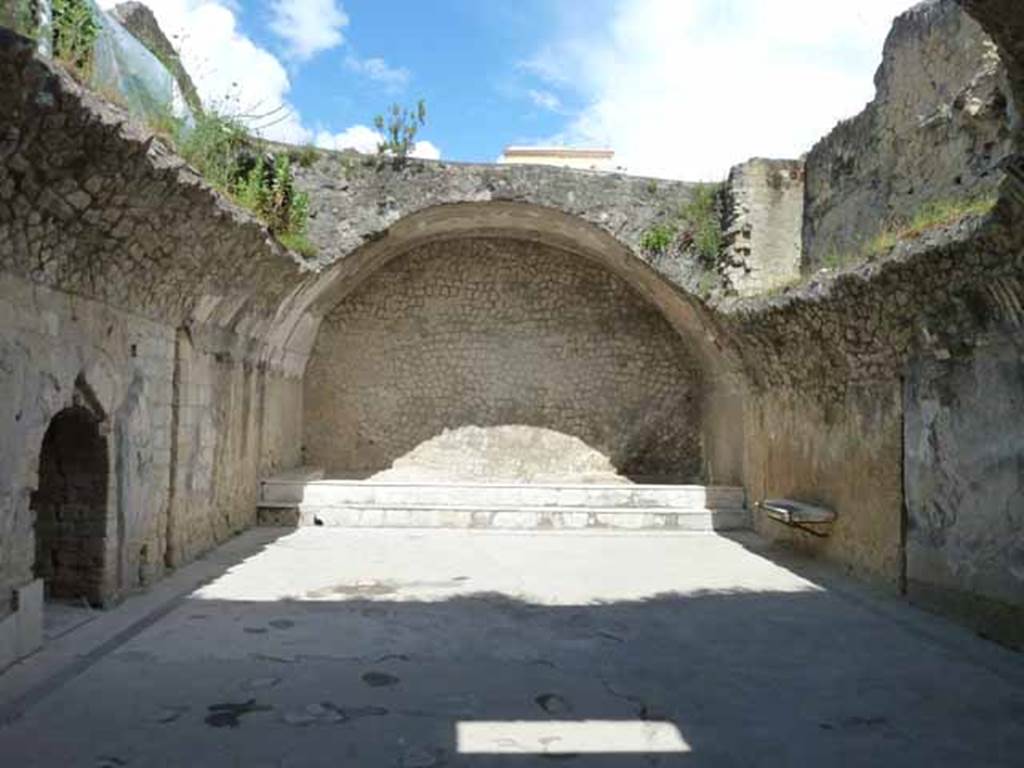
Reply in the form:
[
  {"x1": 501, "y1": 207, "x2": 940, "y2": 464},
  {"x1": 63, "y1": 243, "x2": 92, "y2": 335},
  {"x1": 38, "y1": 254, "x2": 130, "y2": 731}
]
[{"x1": 31, "y1": 405, "x2": 111, "y2": 605}]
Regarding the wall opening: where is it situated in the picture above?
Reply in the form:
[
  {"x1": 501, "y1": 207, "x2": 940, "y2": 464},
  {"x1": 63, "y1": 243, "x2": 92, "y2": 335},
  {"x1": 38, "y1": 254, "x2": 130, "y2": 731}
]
[{"x1": 31, "y1": 406, "x2": 110, "y2": 606}]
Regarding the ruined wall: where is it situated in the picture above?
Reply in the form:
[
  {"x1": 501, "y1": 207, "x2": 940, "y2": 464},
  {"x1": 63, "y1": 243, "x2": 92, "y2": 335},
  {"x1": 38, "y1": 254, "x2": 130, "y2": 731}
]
[
  {"x1": 802, "y1": 0, "x2": 1014, "y2": 270},
  {"x1": 721, "y1": 159, "x2": 804, "y2": 296},
  {"x1": 304, "y1": 238, "x2": 705, "y2": 482},
  {"x1": 0, "y1": 24, "x2": 724, "y2": 622},
  {"x1": 289, "y1": 148, "x2": 703, "y2": 291},
  {"x1": 706, "y1": 1, "x2": 1024, "y2": 631}
]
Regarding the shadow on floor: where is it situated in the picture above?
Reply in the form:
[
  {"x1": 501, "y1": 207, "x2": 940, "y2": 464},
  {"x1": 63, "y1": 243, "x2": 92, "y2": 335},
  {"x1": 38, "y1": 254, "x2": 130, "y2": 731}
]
[{"x1": 5, "y1": 580, "x2": 1023, "y2": 765}]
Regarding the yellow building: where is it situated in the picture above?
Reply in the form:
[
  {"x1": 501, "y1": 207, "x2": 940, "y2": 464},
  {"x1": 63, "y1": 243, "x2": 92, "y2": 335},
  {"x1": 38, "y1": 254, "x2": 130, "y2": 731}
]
[{"x1": 499, "y1": 146, "x2": 619, "y2": 172}]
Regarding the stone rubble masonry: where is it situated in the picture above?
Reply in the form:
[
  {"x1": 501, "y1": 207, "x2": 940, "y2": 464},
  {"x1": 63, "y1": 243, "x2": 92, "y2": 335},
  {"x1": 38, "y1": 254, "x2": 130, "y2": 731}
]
[
  {"x1": 0, "y1": 30, "x2": 310, "y2": 619},
  {"x1": 304, "y1": 237, "x2": 705, "y2": 482},
  {"x1": 288, "y1": 146, "x2": 705, "y2": 291}
]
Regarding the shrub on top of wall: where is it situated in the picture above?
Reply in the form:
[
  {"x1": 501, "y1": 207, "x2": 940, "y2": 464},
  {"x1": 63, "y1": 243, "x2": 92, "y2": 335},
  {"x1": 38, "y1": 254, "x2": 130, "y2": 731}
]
[
  {"x1": 51, "y1": 0, "x2": 99, "y2": 79},
  {"x1": 641, "y1": 183, "x2": 723, "y2": 262},
  {"x1": 819, "y1": 194, "x2": 998, "y2": 271},
  {"x1": 170, "y1": 110, "x2": 316, "y2": 257}
]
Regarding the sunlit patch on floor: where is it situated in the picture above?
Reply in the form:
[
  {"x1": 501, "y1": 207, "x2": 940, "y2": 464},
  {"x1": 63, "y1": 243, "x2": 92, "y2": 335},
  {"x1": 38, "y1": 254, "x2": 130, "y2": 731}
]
[{"x1": 456, "y1": 720, "x2": 691, "y2": 754}]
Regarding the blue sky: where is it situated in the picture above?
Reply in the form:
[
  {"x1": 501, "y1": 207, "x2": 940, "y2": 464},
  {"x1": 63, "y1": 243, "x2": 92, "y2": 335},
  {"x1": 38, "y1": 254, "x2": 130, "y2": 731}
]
[
  {"x1": 99, "y1": 0, "x2": 915, "y2": 179},
  {"x1": 274, "y1": 0, "x2": 606, "y2": 162}
]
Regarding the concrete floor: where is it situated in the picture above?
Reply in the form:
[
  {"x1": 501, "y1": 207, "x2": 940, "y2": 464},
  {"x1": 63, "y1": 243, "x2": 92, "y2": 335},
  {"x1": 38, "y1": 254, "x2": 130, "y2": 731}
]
[{"x1": 1, "y1": 528, "x2": 1022, "y2": 766}]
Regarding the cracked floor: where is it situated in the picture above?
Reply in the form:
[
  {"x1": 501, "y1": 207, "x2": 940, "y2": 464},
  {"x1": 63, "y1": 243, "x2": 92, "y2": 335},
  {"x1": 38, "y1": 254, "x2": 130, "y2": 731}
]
[{"x1": 1, "y1": 528, "x2": 1023, "y2": 766}]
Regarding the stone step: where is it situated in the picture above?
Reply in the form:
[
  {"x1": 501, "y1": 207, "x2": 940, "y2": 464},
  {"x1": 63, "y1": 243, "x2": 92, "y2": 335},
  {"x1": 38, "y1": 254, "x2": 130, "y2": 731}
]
[
  {"x1": 260, "y1": 478, "x2": 745, "y2": 510},
  {"x1": 259, "y1": 466, "x2": 325, "y2": 504},
  {"x1": 294, "y1": 505, "x2": 749, "y2": 531}
]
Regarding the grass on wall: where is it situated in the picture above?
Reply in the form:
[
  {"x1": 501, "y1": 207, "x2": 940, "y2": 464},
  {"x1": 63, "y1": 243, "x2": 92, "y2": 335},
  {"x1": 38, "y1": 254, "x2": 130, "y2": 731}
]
[
  {"x1": 640, "y1": 183, "x2": 724, "y2": 299},
  {"x1": 822, "y1": 194, "x2": 997, "y2": 271},
  {"x1": 164, "y1": 110, "x2": 317, "y2": 257},
  {"x1": 10, "y1": 0, "x2": 315, "y2": 257},
  {"x1": 13, "y1": 0, "x2": 99, "y2": 79}
]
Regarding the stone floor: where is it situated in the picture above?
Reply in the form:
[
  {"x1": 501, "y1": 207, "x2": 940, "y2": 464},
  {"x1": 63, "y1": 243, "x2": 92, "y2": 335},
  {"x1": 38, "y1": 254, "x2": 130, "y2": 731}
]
[{"x1": 1, "y1": 528, "x2": 1022, "y2": 766}]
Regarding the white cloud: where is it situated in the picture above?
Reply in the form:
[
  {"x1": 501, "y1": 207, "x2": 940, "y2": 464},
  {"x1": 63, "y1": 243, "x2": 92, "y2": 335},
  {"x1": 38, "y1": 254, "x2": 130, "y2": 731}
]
[
  {"x1": 99, "y1": 0, "x2": 310, "y2": 143},
  {"x1": 344, "y1": 55, "x2": 410, "y2": 90},
  {"x1": 411, "y1": 140, "x2": 441, "y2": 160},
  {"x1": 527, "y1": 0, "x2": 915, "y2": 180},
  {"x1": 315, "y1": 125, "x2": 441, "y2": 159},
  {"x1": 315, "y1": 124, "x2": 381, "y2": 153},
  {"x1": 527, "y1": 89, "x2": 561, "y2": 112},
  {"x1": 269, "y1": 0, "x2": 349, "y2": 60}
]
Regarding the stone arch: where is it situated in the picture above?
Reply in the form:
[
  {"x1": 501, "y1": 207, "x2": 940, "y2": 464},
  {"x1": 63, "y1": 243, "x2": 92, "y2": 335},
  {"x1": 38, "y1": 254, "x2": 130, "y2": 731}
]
[
  {"x1": 31, "y1": 404, "x2": 111, "y2": 605},
  {"x1": 291, "y1": 201, "x2": 732, "y2": 369},
  {"x1": 297, "y1": 202, "x2": 735, "y2": 483}
]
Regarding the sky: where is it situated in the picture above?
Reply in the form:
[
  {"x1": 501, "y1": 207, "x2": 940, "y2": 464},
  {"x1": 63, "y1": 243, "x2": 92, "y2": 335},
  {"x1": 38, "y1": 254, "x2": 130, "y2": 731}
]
[{"x1": 97, "y1": 0, "x2": 916, "y2": 180}]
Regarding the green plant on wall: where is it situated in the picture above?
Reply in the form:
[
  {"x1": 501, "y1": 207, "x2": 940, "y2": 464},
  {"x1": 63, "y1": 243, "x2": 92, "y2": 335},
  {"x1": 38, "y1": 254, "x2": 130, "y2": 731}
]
[
  {"x1": 683, "y1": 183, "x2": 723, "y2": 265},
  {"x1": 236, "y1": 155, "x2": 311, "y2": 239},
  {"x1": 640, "y1": 223, "x2": 677, "y2": 254},
  {"x1": 11, "y1": 0, "x2": 40, "y2": 38},
  {"x1": 864, "y1": 195, "x2": 996, "y2": 259},
  {"x1": 176, "y1": 110, "x2": 250, "y2": 190},
  {"x1": 640, "y1": 183, "x2": 723, "y2": 264},
  {"x1": 165, "y1": 109, "x2": 315, "y2": 257},
  {"x1": 817, "y1": 193, "x2": 999, "y2": 272},
  {"x1": 51, "y1": 0, "x2": 99, "y2": 79},
  {"x1": 374, "y1": 99, "x2": 426, "y2": 164}
]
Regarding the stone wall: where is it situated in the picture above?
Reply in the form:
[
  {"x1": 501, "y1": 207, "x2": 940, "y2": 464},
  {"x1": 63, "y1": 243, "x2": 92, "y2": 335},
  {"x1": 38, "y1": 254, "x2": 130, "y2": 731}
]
[
  {"x1": 304, "y1": 237, "x2": 705, "y2": 482},
  {"x1": 167, "y1": 331, "x2": 303, "y2": 567},
  {"x1": 0, "y1": 272, "x2": 175, "y2": 612},
  {"x1": 802, "y1": 0, "x2": 1014, "y2": 271},
  {"x1": 712, "y1": 0, "x2": 1024, "y2": 635},
  {"x1": 721, "y1": 159, "x2": 804, "y2": 296},
  {"x1": 715, "y1": 207, "x2": 1024, "y2": 584},
  {"x1": 904, "y1": 328, "x2": 1024, "y2": 645},
  {"x1": 289, "y1": 148, "x2": 703, "y2": 290}
]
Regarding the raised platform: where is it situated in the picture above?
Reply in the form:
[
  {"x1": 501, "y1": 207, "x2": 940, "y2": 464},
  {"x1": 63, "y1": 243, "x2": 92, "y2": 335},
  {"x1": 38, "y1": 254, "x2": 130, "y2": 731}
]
[{"x1": 258, "y1": 475, "x2": 749, "y2": 531}]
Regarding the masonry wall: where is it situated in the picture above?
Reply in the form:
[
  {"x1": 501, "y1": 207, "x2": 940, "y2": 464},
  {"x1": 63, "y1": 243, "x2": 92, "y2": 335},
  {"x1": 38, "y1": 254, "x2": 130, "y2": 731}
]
[
  {"x1": 304, "y1": 237, "x2": 705, "y2": 482},
  {"x1": 0, "y1": 272, "x2": 175, "y2": 614},
  {"x1": 0, "y1": 30, "x2": 313, "y2": 620},
  {"x1": 721, "y1": 159, "x2": 804, "y2": 295},
  {"x1": 168, "y1": 333, "x2": 302, "y2": 565},
  {"x1": 802, "y1": 0, "x2": 1014, "y2": 270}
]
